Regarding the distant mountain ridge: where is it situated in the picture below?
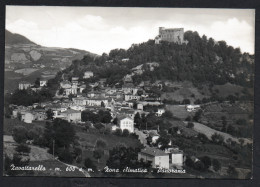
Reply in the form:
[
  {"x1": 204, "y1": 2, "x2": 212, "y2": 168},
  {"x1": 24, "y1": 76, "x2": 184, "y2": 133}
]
[
  {"x1": 5, "y1": 30, "x2": 36, "y2": 45},
  {"x1": 4, "y1": 30, "x2": 97, "y2": 93}
]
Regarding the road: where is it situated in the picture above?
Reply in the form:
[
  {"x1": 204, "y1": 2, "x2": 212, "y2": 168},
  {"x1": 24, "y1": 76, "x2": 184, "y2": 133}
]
[
  {"x1": 134, "y1": 128, "x2": 148, "y2": 147},
  {"x1": 183, "y1": 121, "x2": 252, "y2": 145},
  {"x1": 56, "y1": 158, "x2": 91, "y2": 177}
]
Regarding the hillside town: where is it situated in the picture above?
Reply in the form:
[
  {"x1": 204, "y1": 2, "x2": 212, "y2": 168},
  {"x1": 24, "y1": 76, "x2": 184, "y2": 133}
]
[
  {"x1": 10, "y1": 68, "x2": 193, "y2": 170},
  {"x1": 4, "y1": 25, "x2": 254, "y2": 179}
]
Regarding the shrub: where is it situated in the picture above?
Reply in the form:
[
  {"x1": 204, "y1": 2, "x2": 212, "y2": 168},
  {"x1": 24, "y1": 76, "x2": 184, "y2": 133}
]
[
  {"x1": 12, "y1": 126, "x2": 28, "y2": 143},
  {"x1": 84, "y1": 158, "x2": 97, "y2": 170},
  {"x1": 15, "y1": 144, "x2": 31, "y2": 154},
  {"x1": 96, "y1": 139, "x2": 107, "y2": 149},
  {"x1": 194, "y1": 161, "x2": 205, "y2": 171},
  {"x1": 58, "y1": 149, "x2": 74, "y2": 164},
  {"x1": 200, "y1": 156, "x2": 211, "y2": 170},
  {"x1": 185, "y1": 156, "x2": 194, "y2": 168},
  {"x1": 114, "y1": 128, "x2": 122, "y2": 136},
  {"x1": 122, "y1": 129, "x2": 130, "y2": 137},
  {"x1": 187, "y1": 122, "x2": 194, "y2": 128},
  {"x1": 212, "y1": 159, "x2": 221, "y2": 172}
]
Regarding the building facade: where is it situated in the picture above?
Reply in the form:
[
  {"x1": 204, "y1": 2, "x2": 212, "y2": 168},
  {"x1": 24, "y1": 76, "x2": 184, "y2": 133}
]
[
  {"x1": 138, "y1": 147, "x2": 169, "y2": 169},
  {"x1": 155, "y1": 27, "x2": 187, "y2": 44}
]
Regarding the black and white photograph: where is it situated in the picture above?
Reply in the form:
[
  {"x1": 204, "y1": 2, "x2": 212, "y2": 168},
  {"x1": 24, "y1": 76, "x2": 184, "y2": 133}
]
[{"x1": 3, "y1": 6, "x2": 255, "y2": 179}]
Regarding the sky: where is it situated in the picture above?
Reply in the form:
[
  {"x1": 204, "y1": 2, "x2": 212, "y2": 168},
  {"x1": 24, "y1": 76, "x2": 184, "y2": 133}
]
[{"x1": 6, "y1": 6, "x2": 255, "y2": 55}]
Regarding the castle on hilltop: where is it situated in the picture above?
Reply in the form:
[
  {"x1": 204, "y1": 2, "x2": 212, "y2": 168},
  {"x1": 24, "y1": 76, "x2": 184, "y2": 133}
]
[{"x1": 155, "y1": 27, "x2": 188, "y2": 44}]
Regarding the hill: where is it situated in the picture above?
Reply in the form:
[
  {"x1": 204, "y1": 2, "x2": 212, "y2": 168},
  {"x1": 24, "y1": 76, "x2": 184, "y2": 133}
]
[
  {"x1": 4, "y1": 30, "x2": 97, "y2": 93},
  {"x1": 62, "y1": 31, "x2": 254, "y2": 88},
  {"x1": 5, "y1": 30, "x2": 36, "y2": 45}
]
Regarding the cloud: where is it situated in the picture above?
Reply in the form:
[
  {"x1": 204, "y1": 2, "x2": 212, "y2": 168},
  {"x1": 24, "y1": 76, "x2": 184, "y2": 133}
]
[{"x1": 5, "y1": 8, "x2": 255, "y2": 55}]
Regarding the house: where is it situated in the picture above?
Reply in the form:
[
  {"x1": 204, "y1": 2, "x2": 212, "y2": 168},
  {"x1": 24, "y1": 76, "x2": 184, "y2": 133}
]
[
  {"x1": 70, "y1": 105, "x2": 85, "y2": 111},
  {"x1": 124, "y1": 94, "x2": 141, "y2": 101},
  {"x1": 117, "y1": 115, "x2": 134, "y2": 133},
  {"x1": 186, "y1": 105, "x2": 200, "y2": 112},
  {"x1": 21, "y1": 112, "x2": 34, "y2": 123},
  {"x1": 138, "y1": 147, "x2": 169, "y2": 169},
  {"x1": 105, "y1": 87, "x2": 117, "y2": 94},
  {"x1": 121, "y1": 58, "x2": 129, "y2": 62},
  {"x1": 30, "y1": 86, "x2": 41, "y2": 92},
  {"x1": 19, "y1": 81, "x2": 31, "y2": 90},
  {"x1": 33, "y1": 109, "x2": 47, "y2": 121},
  {"x1": 65, "y1": 84, "x2": 77, "y2": 95},
  {"x1": 87, "y1": 91, "x2": 101, "y2": 98},
  {"x1": 156, "y1": 108, "x2": 165, "y2": 116},
  {"x1": 79, "y1": 85, "x2": 86, "y2": 93},
  {"x1": 122, "y1": 83, "x2": 138, "y2": 95},
  {"x1": 83, "y1": 71, "x2": 94, "y2": 79},
  {"x1": 60, "y1": 109, "x2": 81, "y2": 122},
  {"x1": 149, "y1": 131, "x2": 160, "y2": 144},
  {"x1": 71, "y1": 77, "x2": 79, "y2": 85},
  {"x1": 123, "y1": 74, "x2": 133, "y2": 83},
  {"x1": 72, "y1": 97, "x2": 88, "y2": 106},
  {"x1": 137, "y1": 103, "x2": 143, "y2": 110},
  {"x1": 40, "y1": 79, "x2": 47, "y2": 87},
  {"x1": 165, "y1": 147, "x2": 184, "y2": 167},
  {"x1": 60, "y1": 81, "x2": 71, "y2": 89},
  {"x1": 86, "y1": 97, "x2": 108, "y2": 107}
]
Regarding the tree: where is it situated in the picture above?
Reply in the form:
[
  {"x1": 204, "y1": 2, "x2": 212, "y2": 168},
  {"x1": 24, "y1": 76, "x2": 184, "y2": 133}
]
[
  {"x1": 197, "y1": 133, "x2": 209, "y2": 143},
  {"x1": 161, "y1": 110, "x2": 173, "y2": 119},
  {"x1": 43, "y1": 119, "x2": 76, "y2": 151},
  {"x1": 187, "y1": 122, "x2": 194, "y2": 128},
  {"x1": 46, "y1": 109, "x2": 54, "y2": 120},
  {"x1": 200, "y1": 156, "x2": 211, "y2": 170},
  {"x1": 194, "y1": 161, "x2": 205, "y2": 171},
  {"x1": 58, "y1": 149, "x2": 74, "y2": 164},
  {"x1": 93, "y1": 149, "x2": 103, "y2": 163},
  {"x1": 122, "y1": 129, "x2": 130, "y2": 137},
  {"x1": 193, "y1": 109, "x2": 203, "y2": 122},
  {"x1": 112, "y1": 117, "x2": 118, "y2": 125},
  {"x1": 84, "y1": 158, "x2": 97, "y2": 170},
  {"x1": 15, "y1": 144, "x2": 31, "y2": 154},
  {"x1": 101, "y1": 101, "x2": 105, "y2": 108},
  {"x1": 114, "y1": 128, "x2": 122, "y2": 136},
  {"x1": 134, "y1": 112, "x2": 142, "y2": 128},
  {"x1": 96, "y1": 139, "x2": 107, "y2": 149},
  {"x1": 212, "y1": 159, "x2": 221, "y2": 172},
  {"x1": 12, "y1": 126, "x2": 28, "y2": 143},
  {"x1": 227, "y1": 165, "x2": 238, "y2": 178},
  {"x1": 98, "y1": 110, "x2": 112, "y2": 123},
  {"x1": 185, "y1": 156, "x2": 194, "y2": 168},
  {"x1": 35, "y1": 78, "x2": 40, "y2": 87},
  {"x1": 211, "y1": 133, "x2": 224, "y2": 145},
  {"x1": 182, "y1": 99, "x2": 191, "y2": 104},
  {"x1": 58, "y1": 88, "x2": 64, "y2": 95},
  {"x1": 4, "y1": 153, "x2": 30, "y2": 176}
]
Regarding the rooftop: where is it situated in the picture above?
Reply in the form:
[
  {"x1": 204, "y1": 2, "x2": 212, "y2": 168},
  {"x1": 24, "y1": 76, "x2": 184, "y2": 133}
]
[{"x1": 140, "y1": 147, "x2": 168, "y2": 157}]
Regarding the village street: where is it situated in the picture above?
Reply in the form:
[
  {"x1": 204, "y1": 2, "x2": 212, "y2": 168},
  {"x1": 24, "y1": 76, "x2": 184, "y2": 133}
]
[{"x1": 134, "y1": 128, "x2": 148, "y2": 147}]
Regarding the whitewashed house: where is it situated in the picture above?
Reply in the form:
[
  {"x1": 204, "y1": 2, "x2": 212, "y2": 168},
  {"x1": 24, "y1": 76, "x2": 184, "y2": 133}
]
[
  {"x1": 40, "y1": 79, "x2": 47, "y2": 87},
  {"x1": 83, "y1": 71, "x2": 94, "y2": 79},
  {"x1": 18, "y1": 81, "x2": 31, "y2": 90},
  {"x1": 138, "y1": 147, "x2": 169, "y2": 169},
  {"x1": 21, "y1": 112, "x2": 34, "y2": 123},
  {"x1": 156, "y1": 108, "x2": 165, "y2": 116},
  {"x1": 186, "y1": 105, "x2": 200, "y2": 112},
  {"x1": 117, "y1": 115, "x2": 134, "y2": 133}
]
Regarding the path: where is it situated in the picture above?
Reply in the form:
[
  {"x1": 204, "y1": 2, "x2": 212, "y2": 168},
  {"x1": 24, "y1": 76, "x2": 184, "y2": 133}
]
[{"x1": 183, "y1": 121, "x2": 252, "y2": 145}]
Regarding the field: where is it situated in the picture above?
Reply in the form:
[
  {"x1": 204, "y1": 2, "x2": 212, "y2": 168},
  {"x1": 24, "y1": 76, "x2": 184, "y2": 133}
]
[
  {"x1": 184, "y1": 121, "x2": 252, "y2": 145},
  {"x1": 4, "y1": 118, "x2": 45, "y2": 135},
  {"x1": 15, "y1": 68, "x2": 39, "y2": 76},
  {"x1": 165, "y1": 104, "x2": 191, "y2": 119},
  {"x1": 74, "y1": 131, "x2": 142, "y2": 172}
]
